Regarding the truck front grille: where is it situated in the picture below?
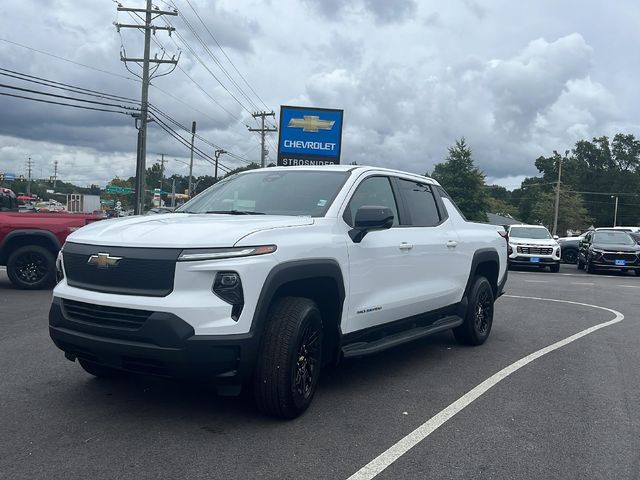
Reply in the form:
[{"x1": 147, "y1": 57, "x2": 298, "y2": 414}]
[
  {"x1": 602, "y1": 253, "x2": 638, "y2": 263},
  {"x1": 63, "y1": 242, "x2": 181, "y2": 297},
  {"x1": 517, "y1": 246, "x2": 553, "y2": 255},
  {"x1": 63, "y1": 299, "x2": 152, "y2": 330}
]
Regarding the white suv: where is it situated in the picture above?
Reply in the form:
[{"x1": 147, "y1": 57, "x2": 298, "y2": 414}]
[
  {"x1": 50, "y1": 165, "x2": 508, "y2": 418},
  {"x1": 507, "y1": 224, "x2": 561, "y2": 272}
]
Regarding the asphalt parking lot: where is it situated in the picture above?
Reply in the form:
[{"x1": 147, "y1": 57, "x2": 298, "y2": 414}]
[{"x1": 1, "y1": 264, "x2": 639, "y2": 480}]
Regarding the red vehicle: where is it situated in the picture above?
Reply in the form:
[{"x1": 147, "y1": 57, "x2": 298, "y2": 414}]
[{"x1": 0, "y1": 188, "x2": 103, "y2": 289}]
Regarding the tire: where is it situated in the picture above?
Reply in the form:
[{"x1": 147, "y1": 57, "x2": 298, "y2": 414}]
[
  {"x1": 454, "y1": 276, "x2": 494, "y2": 346},
  {"x1": 549, "y1": 263, "x2": 560, "y2": 273},
  {"x1": 562, "y1": 249, "x2": 578, "y2": 264},
  {"x1": 6, "y1": 245, "x2": 56, "y2": 290},
  {"x1": 253, "y1": 297, "x2": 323, "y2": 419},
  {"x1": 78, "y1": 359, "x2": 123, "y2": 378}
]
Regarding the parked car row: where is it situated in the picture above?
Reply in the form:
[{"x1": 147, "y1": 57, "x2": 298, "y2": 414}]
[{"x1": 508, "y1": 223, "x2": 640, "y2": 276}]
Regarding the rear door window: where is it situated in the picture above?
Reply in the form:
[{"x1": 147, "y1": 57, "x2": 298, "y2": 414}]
[{"x1": 396, "y1": 179, "x2": 441, "y2": 227}]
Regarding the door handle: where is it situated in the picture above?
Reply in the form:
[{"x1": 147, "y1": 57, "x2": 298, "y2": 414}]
[
  {"x1": 399, "y1": 242, "x2": 414, "y2": 250},
  {"x1": 446, "y1": 240, "x2": 458, "y2": 248}
]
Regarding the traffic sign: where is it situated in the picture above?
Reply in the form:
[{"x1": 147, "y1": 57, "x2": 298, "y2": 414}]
[{"x1": 105, "y1": 185, "x2": 134, "y2": 194}]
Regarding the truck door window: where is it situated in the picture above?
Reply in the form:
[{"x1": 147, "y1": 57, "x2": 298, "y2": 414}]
[
  {"x1": 397, "y1": 179, "x2": 441, "y2": 227},
  {"x1": 344, "y1": 176, "x2": 399, "y2": 227}
]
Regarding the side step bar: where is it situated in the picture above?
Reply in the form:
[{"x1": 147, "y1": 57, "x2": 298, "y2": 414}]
[{"x1": 341, "y1": 315, "x2": 463, "y2": 358}]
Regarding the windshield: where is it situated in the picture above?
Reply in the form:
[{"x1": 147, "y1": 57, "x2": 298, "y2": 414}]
[
  {"x1": 509, "y1": 226, "x2": 552, "y2": 239},
  {"x1": 177, "y1": 170, "x2": 349, "y2": 216},
  {"x1": 593, "y1": 231, "x2": 635, "y2": 245}
]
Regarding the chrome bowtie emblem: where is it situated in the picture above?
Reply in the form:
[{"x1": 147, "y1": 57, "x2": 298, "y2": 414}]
[
  {"x1": 288, "y1": 115, "x2": 335, "y2": 132},
  {"x1": 87, "y1": 253, "x2": 122, "y2": 269}
]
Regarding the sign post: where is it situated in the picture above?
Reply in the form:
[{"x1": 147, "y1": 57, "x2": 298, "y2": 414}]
[{"x1": 277, "y1": 106, "x2": 344, "y2": 166}]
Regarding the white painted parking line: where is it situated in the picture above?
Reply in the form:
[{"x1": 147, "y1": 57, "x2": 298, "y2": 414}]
[
  {"x1": 524, "y1": 280, "x2": 546, "y2": 283},
  {"x1": 617, "y1": 285, "x2": 640, "y2": 288},
  {"x1": 347, "y1": 296, "x2": 624, "y2": 480},
  {"x1": 511, "y1": 271, "x2": 632, "y2": 280},
  {"x1": 572, "y1": 282, "x2": 594, "y2": 286},
  {"x1": 0, "y1": 266, "x2": 5, "y2": 270}
]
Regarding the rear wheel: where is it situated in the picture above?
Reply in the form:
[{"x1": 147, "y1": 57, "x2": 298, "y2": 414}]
[
  {"x1": 454, "y1": 276, "x2": 494, "y2": 346},
  {"x1": 253, "y1": 297, "x2": 323, "y2": 418},
  {"x1": 562, "y1": 249, "x2": 578, "y2": 264},
  {"x1": 6, "y1": 245, "x2": 56, "y2": 289}
]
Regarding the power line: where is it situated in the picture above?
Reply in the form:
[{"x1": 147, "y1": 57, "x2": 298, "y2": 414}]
[
  {"x1": 0, "y1": 82, "x2": 139, "y2": 111},
  {"x1": 0, "y1": 91, "x2": 136, "y2": 115},
  {"x1": 0, "y1": 68, "x2": 139, "y2": 104},
  {"x1": 175, "y1": 0, "x2": 263, "y2": 112},
  {"x1": 0, "y1": 38, "x2": 140, "y2": 83},
  {"x1": 164, "y1": 23, "x2": 254, "y2": 116}
]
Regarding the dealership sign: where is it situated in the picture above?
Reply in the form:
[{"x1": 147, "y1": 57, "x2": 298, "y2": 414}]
[{"x1": 277, "y1": 106, "x2": 344, "y2": 166}]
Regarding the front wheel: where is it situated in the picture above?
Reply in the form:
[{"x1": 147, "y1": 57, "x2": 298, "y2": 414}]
[
  {"x1": 6, "y1": 245, "x2": 56, "y2": 289},
  {"x1": 253, "y1": 297, "x2": 323, "y2": 419},
  {"x1": 454, "y1": 276, "x2": 494, "y2": 346}
]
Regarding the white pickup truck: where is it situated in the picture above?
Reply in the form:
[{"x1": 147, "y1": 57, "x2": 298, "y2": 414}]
[{"x1": 50, "y1": 165, "x2": 508, "y2": 418}]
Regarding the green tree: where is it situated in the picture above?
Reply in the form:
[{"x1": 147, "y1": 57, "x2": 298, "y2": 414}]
[
  {"x1": 430, "y1": 139, "x2": 489, "y2": 222},
  {"x1": 530, "y1": 190, "x2": 591, "y2": 235}
]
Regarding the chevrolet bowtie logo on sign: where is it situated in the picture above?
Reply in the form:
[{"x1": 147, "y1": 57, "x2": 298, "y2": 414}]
[
  {"x1": 278, "y1": 105, "x2": 344, "y2": 167},
  {"x1": 288, "y1": 115, "x2": 335, "y2": 132},
  {"x1": 87, "y1": 253, "x2": 122, "y2": 269}
]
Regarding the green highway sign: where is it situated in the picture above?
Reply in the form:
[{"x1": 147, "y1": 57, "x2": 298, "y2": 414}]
[
  {"x1": 105, "y1": 185, "x2": 134, "y2": 194},
  {"x1": 100, "y1": 199, "x2": 115, "y2": 206}
]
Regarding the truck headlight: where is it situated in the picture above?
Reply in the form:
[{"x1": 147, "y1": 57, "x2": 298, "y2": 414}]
[{"x1": 178, "y1": 245, "x2": 277, "y2": 262}]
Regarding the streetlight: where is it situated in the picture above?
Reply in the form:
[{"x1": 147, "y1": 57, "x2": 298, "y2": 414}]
[{"x1": 611, "y1": 195, "x2": 619, "y2": 227}]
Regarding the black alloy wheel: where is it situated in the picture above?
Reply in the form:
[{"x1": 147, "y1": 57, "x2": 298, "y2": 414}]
[
  {"x1": 294, "y1": 321, "x2": 322, "y2": 401},
  {"x1": 254, "y1": 297, "x2": 324, "y2": 418},
  {"x1": 474, "y1": 286, "x2": 493, "y2": 336},
  {"x1": 454, "y1": 276, "x2": 494, "y2": 346},
  {"x1": 6, "y1": 245, "x2": 56, "y2": 289}
]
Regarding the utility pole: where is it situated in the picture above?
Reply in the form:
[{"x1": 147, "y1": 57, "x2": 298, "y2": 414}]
[
  {"x1": 551, "y1": 150, "x2": 568, "y2": 236},
  {"x1": 158, "y1": 154, "x2": 166, "y2": 189},
  {"x1": 248, "y1": 111, "x2": 277, "y2": 167},
  {"x1": 26, "y1": 156, "x2": 33, "y2": 197},
  {"x1": 53, "y1": 160, "x2": 58, "y2": 188},
  {"x1": 214, "y1": 149, "x2": 226, "y2": 179},
  {"x1": 116, "y1": 1, "x2": 178, "y2": 215},
  {"x1": 611, "y1": 195, "x2": 619, "y2": 227},
  {"x1": 188, "y1": 121, "x2": 196, "y2": 198},
  {"x1": 171, "y1": 178, "x2": 176, "y2": 208}
]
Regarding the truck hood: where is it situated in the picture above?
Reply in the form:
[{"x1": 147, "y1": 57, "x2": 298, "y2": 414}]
[
  {"x1": 66, "y1": 213, "x2": 314, "y2": 248},
  {"x1": 592, "y1": 243, "x2": 640, "y2": 253},
  {"x1": 509, "y1": 238, "x2": 558, "y2": 246}
]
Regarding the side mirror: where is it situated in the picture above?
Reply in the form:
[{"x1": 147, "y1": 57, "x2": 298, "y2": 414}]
[
  {"x1": 553, "y1": 235, "x2": 559, "y2": 240},
  {"x1": 349, "y1": 205, "x2": 394, "y2": 243}
]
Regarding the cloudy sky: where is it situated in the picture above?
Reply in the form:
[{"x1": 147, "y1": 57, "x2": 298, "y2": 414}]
[{"x1": 0, "y1": 0, "x2": 638, "y2": 189}]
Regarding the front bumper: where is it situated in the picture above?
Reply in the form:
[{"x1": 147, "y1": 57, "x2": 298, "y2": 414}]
[
  {"x1": 49, "y1": 297, "x2": 259, "y2": 384},
  {"x1": 508, "y1": 256, "x2": 560, "y2": 266}
]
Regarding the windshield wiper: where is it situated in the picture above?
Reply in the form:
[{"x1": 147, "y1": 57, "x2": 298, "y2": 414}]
[{"x1": 204, "y1": 210, "x2": 266, "y2": 215}]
